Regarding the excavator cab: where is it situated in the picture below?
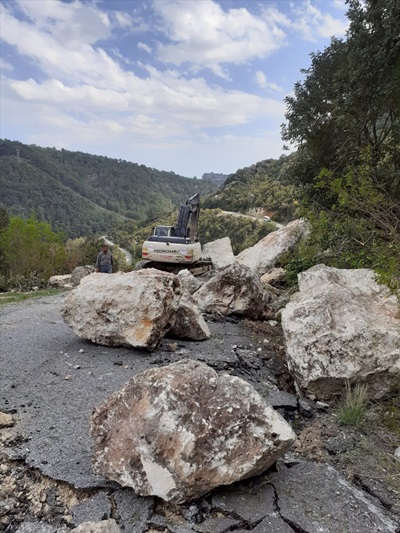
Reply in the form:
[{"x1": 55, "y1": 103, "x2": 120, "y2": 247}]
[{"x1": 152, "y1": 226, "x2": 174, "y2": 238}]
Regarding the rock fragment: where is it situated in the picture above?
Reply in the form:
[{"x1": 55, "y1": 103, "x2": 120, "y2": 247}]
[
  {"x1": 71, "y1": 520, "x2": 121, "y2": 533},
  {"x1": 236, "y1": 219, "x2": 309, "y2": 277},
  {"x1": 201, "y1": 237, "x2": 235, "y2": 270},
  {"x1": 0, "y1": 412, "x2": 14, "y2": 428}
]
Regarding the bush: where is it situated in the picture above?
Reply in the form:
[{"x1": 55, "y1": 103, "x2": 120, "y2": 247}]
[{"x1": 0, "y1": 216, "x2": 66, "y2": 286}]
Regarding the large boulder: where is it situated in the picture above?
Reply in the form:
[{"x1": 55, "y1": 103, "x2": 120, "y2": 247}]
[
  {"x1": 48, "y1": 274, "x2": 72, "y2": 289},
  {"x1": 236, "y1": 219, "x2": 309, "y2": 278},
  {"x1": 167, "y1": 296, "x2": 210, "y2": 340},
  {"x1": 71, "y1": 265, "x2": 96, "y2": 287},
  {"x1": 281, "y1": 264, "x2": 400, "y2": 400},
  {"x1": 62, "y1": 269, "x2": 180, "y2": 351},
  {"x1": 91, "y1": 360, "x2": 296, "y2": 504},
  {"x1": 192, "y1": 262, "x2": 274, "y2": 319},
  {"x1": 201, "y1": 237, "x2": 235, "y2": 270},
  {"x1": 176, "y1": 269, "x2": 202, "y2": 295}
]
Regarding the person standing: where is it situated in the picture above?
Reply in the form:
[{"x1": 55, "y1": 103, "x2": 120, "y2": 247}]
[{"x1": 96, "y1": 244, "x2": 114, "y2": 273}]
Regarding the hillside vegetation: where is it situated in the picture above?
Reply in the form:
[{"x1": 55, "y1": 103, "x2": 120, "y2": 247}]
[
  {"x1": 279, "y1": 0, "x2": 400, "y2": 290},
  {"x1": 203, "y1": 156, "x2": 300, "y2": 223},
  {"x1": 0, "y1": 140, "x2": 216, "y2": 237}
]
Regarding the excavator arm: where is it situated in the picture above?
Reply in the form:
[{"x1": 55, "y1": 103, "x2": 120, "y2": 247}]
[{"x1": 175, "y1": 193, "x2": 200, "y2": 241}]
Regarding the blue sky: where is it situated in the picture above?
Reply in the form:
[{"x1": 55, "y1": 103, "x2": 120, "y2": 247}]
[{"x1": 0, "y1": 0, "x2": 349, "y2": 178}]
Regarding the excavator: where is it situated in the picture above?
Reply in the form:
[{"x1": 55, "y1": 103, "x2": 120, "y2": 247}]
[{"x1": 141, "y1": 193, "x2": 212, "y2": 275}]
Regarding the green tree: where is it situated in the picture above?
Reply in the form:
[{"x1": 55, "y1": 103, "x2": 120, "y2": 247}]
[
  {"x1": 0, "y1": 205, "x2": 9, "y2": 231},
  {"x1": 0, "y1": 216, "x2": 66, "y2": 288},
  {"x1": 282, "y1": 0, "x2": 400, "y2": 202},
  {"x1": 280, "y1": 0, "x2": 400, "y2": 289}
]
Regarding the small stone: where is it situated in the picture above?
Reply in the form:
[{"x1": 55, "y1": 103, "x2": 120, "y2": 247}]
[
  {"x1": 166, "y1": 343, "x2": 177, "y2": 352},
  {"x1": 0, "y1": 412, "x2": 14, "y2": 428},
  {"x1": 71, "y1": 519, "x2": 121, "y2": 532},
  {"x1": 64, "y1": 375, "x2": 71, "y2": 380},
  {"x1": 79, "y1": 349, "x2": 84, "y2": 353},
  {"x1": 298, "y1": 399, "x2": 314, "y2": 418}
]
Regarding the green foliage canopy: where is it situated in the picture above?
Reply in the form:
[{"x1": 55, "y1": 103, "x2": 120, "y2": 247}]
[
  {"x1": 0, "y1": 216, "x2": 67, "y2": 288},
  {"x1": 280, "y1": 0, "x2": 400, "y2": 290}
]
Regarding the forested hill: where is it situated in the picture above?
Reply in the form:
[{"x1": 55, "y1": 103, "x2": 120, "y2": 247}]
[
  {"x1": 202, "y1": 156, "x2": 300, "y2": 222},
  {"x1": 0, "y1": 139, "x2": 217, "y2": 237}
]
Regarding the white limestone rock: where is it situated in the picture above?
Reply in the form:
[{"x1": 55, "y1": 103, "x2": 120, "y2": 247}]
[
  {"x1": 236, "y1": 219, "x2": 309, "y2": 278},
  {"x1": 176, "y1": 269, "x2": 202, "y2": 295},
  {"x1": 202, "y1": 237, "x2": 235, "y2": 270},
  {"x1": 260, "y1": 267, "x2": 286, "y2": 286},
  {"x1": 192, "y1": 262, "x2": 274, "y2": 319},
  {"x1": 71, "y1": 265, "x2": 96, "y2": 287},
  {"x1": 281, "y1": 264, "x2": 400, "y2": 400},
  {"x1": 91, "y1": 359, "x2": 296, "y2": 504},
  {"x1": 167, "y1": 296, "x2": 210, "y2": 340},
  {"x1": 71, "y1": 520, "x2": 121, "y2": 533},
  {"x1": 48, "y1": 275, "x2": 72, "y2": 289},
  {"x1": 62, "y1": 269, "x2": 180, "y2": 351}
]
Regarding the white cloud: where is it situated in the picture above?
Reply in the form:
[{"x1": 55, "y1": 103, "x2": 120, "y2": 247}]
[
  {"x1": 15, "y1": 0, "x2": 113, "y2": 46},
  {"x1": 1, "y1": 0, "x2": 345, "y2": 177},
  {"x1": 0, "y1": 58, "x2": 14, "y2": 71},
  {"x1": 291, "y1": 1, "x2": 348, "y2": 41},
  {"x1": 332, "y1": 0, "x2": 347, "y2": 10},
  {"x1": 152, "y1": 0, "x2": 287, "y2": 73},
  {"x1": 255, "y1": 70, "x2": 284, "y2": 93},
  {"x1": 138, "y1": 42, "x2": 152, "y2": 54},
  {"x1": 3, "y1": 65, "x2": 285, "y2": 137}
]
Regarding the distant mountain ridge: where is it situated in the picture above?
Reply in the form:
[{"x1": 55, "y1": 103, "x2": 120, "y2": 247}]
[
  {"x1": 0, "y1": 139, "x2": 217, "y2": 237},
  {"x1": 202, "y1": 172, "x2": 230, "y2": 187}
]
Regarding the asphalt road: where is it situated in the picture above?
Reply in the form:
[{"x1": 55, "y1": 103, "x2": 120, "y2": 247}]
[{"x1": 0, "y1": 293, "x2": 261, "y2": 489}]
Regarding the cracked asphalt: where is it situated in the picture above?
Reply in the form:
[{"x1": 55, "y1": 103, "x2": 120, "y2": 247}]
[{"x1": 1, "y1": 293, "x2": 399, "y2": 532}]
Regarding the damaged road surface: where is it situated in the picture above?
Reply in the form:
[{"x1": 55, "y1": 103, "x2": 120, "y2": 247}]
[{"x1": 1, "y1": 294, "x2": 399, "y2": 532}]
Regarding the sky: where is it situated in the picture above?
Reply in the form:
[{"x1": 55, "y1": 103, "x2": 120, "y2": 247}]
[{"x1": 0, "y1": 0, "x2": 349, "y2": 178}]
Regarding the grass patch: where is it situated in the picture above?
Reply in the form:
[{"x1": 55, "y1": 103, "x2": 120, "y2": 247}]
[
  {"x1": 369, "y1": 389, "x2": 400, "y2": 438},
  {"x1": 334, "y1": 434, "x2": 400, "y2": 498},
  {"x1": 336, "y1": 381, "x2": 368, "y2": 427},
  {"x1": 0, "y1": 288, "x2": 67, "y2": 306}
]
